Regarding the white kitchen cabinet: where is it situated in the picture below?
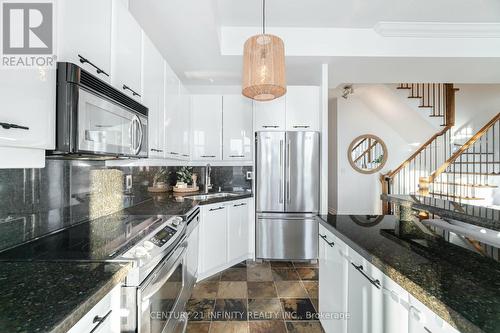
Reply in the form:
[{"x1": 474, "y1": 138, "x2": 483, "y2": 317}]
[
  {"x1": 67, "y1": 284, "x2": 121, "y2": 333},
  {"x1": 318, "y1": 225, "x2": 348, "y2": 333},
  {"x1": 286, "y1": 86, "x2": 320, "y2": 131},
  {"x1": 191, "y1": 95, "x2": 223, "y2": 161},
  {"x1": 223, "y1": 96, "x2": 253, "y2": 161},
  {"x1": 347, "y1": 249, "x2": 384, "y2": 333},
  {"x1": 111, "y1": 0, "x2": 143, "y2": 101},
  {"x1": 179, "y1": 85, "x2": 192, "y2": 160},
  {"x1": 0, "y1": 68, "x2": 56, "y2": 168},
  {"x1": 199, "y1": 204, "x2": 227, "y2": 276},
  {"x1": 227, "y1": 200, "x2": 250, "y2": 262},
  {"x1": 142, "y1": 33, "x2": 165, "y2": 158},
  {"x1": 409, "y1": 295, "x2": 461, "y2": 333},
  {"x1": 57, "y1": 0, "x2": 112, "y2": 83},
  {"x1": 163, "y1": 63, "x2": 183, "y2": 159},
  {"x1": 253, "y1": 96, "x2": 286, "y2": 131},
  {"x1": 380, "y1": 270, "x2": 410, "y2": 333}
]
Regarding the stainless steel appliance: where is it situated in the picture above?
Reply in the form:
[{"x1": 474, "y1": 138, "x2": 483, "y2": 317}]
[
  {"x1": 256, "y1": 131, "x2": 320, "y2": 260},
  {"x1": 51, "y1": 62, "x2": 148, "y2": 159},
  {"x1": 121, "y1": 208, "x2": 200, "y2": 333}
]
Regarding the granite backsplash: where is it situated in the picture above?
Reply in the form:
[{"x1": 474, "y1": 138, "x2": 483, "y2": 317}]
[{"x1": 0, "y1": 159, "x2": 252, "y2": 251}]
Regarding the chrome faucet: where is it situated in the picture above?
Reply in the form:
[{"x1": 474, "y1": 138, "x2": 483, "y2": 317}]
[{"x1": 205, "y1": 164, "x2": 212, "y2": 193}]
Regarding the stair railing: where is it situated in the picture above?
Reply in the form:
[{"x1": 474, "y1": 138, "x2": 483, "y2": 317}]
[
  {"x1": 381, "y1": 83, "x2": 457, "y2": 214},
  {"x1": 423, "y1": 113, "x2": 500, "y2": 202}
]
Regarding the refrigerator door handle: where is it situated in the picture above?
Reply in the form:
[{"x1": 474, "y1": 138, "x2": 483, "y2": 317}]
[
  {"x1": 279, "y1": 139, "x2": 284, "y2": 204},
  {"x1": 287, "y1": 139, "x2": 291, "y2": 203}
]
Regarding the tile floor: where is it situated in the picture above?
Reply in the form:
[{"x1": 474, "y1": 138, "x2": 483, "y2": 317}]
[{"x1": 186, "y1": 260, "x2": 324, "y2": 333}]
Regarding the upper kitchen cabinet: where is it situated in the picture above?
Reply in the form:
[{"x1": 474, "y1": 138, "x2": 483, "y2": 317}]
[
  {"x1": 179, "y1": 85, "x2": 192, "y2": 160},
  {"x1": 253, "y1": 95, "x2": 286, "y2": 131},
  {"x1": 223, "y1": 95, "x2": 253, "y2": 161},
  {"x1": 191, "y1": 95, "x2": 223, "y2": 161},
  {"x1": 57, "y1": 0, "x2": 112, "y2": 83},
  {"x1": 142, "y1": 33, "x2": 165, "y2": 159},
  {"x1": 111, "y1": 0, "x2": 142, "y2": 101},
  {"x1": 163, "y1": 63, "x2": 184, "y2": 160},
  {"x1": 286, "y1": 86, "x2": 320, "y2": 131},
  {"x1": 0, "y1": 68, "x2": 56, "y2": 168}
]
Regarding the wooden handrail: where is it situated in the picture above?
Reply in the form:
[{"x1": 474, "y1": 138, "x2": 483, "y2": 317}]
[
  {"x1": 354, "y1": 141, "x2": 378, "y2": 163},
  {"x1": 351, "y1": 137, "x2": 367, "y2": 152},
  {"x1": 383, "y1": 125, "x2": 452, "y2": 180},
  {"x1": 428, "y1": 112, "x2": 500, "y2": 183}
]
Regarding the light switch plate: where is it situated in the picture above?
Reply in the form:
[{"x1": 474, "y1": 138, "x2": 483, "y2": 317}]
[{"x1": 125, "y1": 175, "x2": 133, "y2": 190}]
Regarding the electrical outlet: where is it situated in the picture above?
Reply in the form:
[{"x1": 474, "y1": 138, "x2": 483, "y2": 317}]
[
  {"x1": 246, "y1": 171, "x2": 253, "y2": 180},
  {"x1": 126, "y1": 175, "x2": 133, "y2": 190}
]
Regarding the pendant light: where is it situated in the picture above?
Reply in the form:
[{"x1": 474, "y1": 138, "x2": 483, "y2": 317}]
[{"x1": 242, "y1": 0, "x2": 286, "y2": 101}]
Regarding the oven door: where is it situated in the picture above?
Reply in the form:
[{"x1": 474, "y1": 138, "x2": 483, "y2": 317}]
[
  {"x1": 77, "y1": 88, "x2": 148, "y2": 157},
  {"x1": 138, "y1": 240, "x2": 188, "y2": 333}
]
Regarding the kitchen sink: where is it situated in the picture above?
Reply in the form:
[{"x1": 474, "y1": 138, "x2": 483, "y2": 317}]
[{"x1": 184, "y1": 192, "x2": 240, "y2": 201}]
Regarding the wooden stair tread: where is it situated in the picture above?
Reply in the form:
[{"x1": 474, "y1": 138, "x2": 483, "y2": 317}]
[
  {"x1": 429, "y1": 192, "x2": 485, "y2": 200},
  {"x1": 442, "y1": 171, "x2": 500, "y2": 176},
  {"x1": 433, "y1": 182, "x2": 498, "y2": 188},
  {"x1": 453, "y1": 161, "x2": 500, "y2": 164}
]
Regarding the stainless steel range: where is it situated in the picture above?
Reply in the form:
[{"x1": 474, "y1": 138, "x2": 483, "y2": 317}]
[{"x1": 0, "y1": 207, "x2": 200, "y2": 333}]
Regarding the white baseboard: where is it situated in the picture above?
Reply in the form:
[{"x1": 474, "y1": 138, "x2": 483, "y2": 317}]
[{"x1": 197, "y1": 253, "x2": 252, "y2": 282}]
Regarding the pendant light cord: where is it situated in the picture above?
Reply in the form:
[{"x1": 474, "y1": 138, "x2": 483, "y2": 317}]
[{"x1": 262, "y1": 0, "x2": 266, "y2": 35}]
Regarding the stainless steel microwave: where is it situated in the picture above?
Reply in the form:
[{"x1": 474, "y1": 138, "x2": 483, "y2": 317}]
[{"x1": 50, "y1": 62, "x2": 148, "y2": 159}]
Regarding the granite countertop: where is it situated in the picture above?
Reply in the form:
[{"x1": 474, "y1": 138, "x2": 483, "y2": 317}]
[
  {"x1": 382, "y1": 194, "x2": 500, "y2": 231},
  {"x1": 0, "y1": 261, "x2": 130, "y2": 333},
  {"x1": 318, "y1": 214, "x2": 500, "y2": 333}
]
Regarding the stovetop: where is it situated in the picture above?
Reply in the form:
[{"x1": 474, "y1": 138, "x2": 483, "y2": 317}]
[{"x1": 0, "y1": 212, "x2": 171, "y2": 262}]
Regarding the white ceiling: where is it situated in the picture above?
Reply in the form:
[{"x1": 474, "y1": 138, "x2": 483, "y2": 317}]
[
  {"x1": 216, "y1": 0, "x2": 500, "y2": 28},
  {"x1": 129, "y1": 0, "x2": 500, "y2": 88}
]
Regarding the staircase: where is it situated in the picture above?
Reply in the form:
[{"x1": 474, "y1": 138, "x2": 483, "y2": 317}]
[
  {"x1": 423, "y1": 113, "x2": 500, "y2": 203},
  {"x1": 381, "y1": 83, "x2": 457, "y2": 213}
]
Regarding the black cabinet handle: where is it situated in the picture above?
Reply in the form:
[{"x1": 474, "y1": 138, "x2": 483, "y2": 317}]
[
  {"x1": 233, "y1": 203, "x2": 247, "y2": 207},
  {"x1": 229, "y1": 155, "x2": 245, "y2": 158},
  {"x1": 201, "y1": 155, "x2": 216, "y2": 158},
  {"x1": 352, "y1": 263, "x2": 381, "y2": 289},
  {"x1": 263, "y1": 125, "x2": 279, "y2": 128},
  {"x1": 169, "y1": 152, "x2": 180, "y2": 155},
  {"x1": 182, "y1": 154, "x2": 189, "y2": 157},
  {"x1": 209, "y1": 206, "x2": 225, "y2": 212},
  {"x1": 293, "y1": 125, "x2": 310, "y2": 129},
  {"x1": 123, "y1": 84, "x2": 141, "y2": 97},
  {"x1": 150, "y1": 148, "x2": 163, "y2": 153},
  {"x1": 90, "y1": 310, "x2": 112, "y2": 333},
  {"x1": 78, "y1": 55, "x2": 109, "y2": 77},
  {"x1": 0, "y1": 122, "x2": 29, "y2": 130},
  {"x1": 320, "y1": 234, "x2": 334, "y2": 247}
]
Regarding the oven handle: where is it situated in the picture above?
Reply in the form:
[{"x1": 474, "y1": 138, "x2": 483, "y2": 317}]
[{"x1": 140, "y1": 241, "x2": 188, "y2": 299}]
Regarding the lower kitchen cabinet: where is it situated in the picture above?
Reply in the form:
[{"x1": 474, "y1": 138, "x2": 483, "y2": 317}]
[
  {"x1": 319, "y1": 224, "x2": 348, "y2": 333},
  {"x1": 198, "y1": 199, "x2": 252, "y2": 280},
  {"x1": 187, "y1": 222, "x2": 200, "y2": 283},
  {"x1": 409, "y1": 295, "x2": 460, "y2": 333},
  {"x1": 67, "y1": 284, "x2": 121, "y2": 333}
]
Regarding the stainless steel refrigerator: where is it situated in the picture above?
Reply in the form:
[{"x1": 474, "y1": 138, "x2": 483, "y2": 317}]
[{"x1": 255, "y1": 131, "x2": 320, "y2": 260}]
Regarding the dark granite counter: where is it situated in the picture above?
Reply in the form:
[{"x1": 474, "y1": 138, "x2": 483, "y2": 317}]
[
  {"x1": 318, "y1": 214, "x2": 500, "y2": 333},
  {"x1": 0, "y1": 261, "x2": 130, "y2": 333},
  {"x1": 382, "y1": 194, "x2": 500, "y2": 231}
]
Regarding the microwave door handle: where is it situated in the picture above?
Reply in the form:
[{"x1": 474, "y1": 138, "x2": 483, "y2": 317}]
[
  {"x1": 129, "y1": 118, "x2": 135, "y2": 153},
  {"x1": 135, "y1": 117, "x2": 143, "y2": 155}
]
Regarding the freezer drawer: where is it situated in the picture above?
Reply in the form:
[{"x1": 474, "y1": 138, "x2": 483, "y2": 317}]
[{"x1": 256, "y1": 214, "x2": 318, "y2": 260}]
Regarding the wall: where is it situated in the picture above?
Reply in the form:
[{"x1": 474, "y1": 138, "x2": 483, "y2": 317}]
[
  {"x1": 328, "y1": 97, "x2": 338, "y2": 213},
  {"x1": 0, "y1": 160, "x2": 251, "y2": 251},
  {"x1": 332, "y1": 86, "x2": 433, "y2": 214}
]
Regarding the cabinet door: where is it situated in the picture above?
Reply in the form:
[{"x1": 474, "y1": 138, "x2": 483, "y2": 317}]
[
  {"x1": 409, "y1": 295, "x2": 457, "y2": 333},
  {"x1": 0, "y1": 68, "x2": 55, "y2": 151},
  {"x1": 227, "y1": 200, "x2": 250, "y2": 263},
  {"x1": 111, "y1": 0, "x2": 142, "y2": 101},
  {"x1": 380, "y1": 273, "x2": 410, "y2": 333},
  {"x1": 253, "y1": 96, "x2": 286, "y2": 131},
  {"x1": 57, "y1": 0, "x2": 112, "y2": 83},
  {"x1": 200, "y1": 205, "x2": 227, "y2": 275},
  {"x1": 223, "y1": 95, "x2": 253, "y2": 161},
  {"x1": 318, "y1": 226, "x2": 348, "y2": 333},
  {"x1": 191, "y1": 95, "x2": 223, "y2": 161},
  {"x1": 179, "y1": 85, "x2": 191, "y2": 160},
  {"x1": 142, "y1": 34, "x2": 165, "y2": 158},
  {"x1": 187, "y1": 223, "x2": 200, "y2": 282},
  {"x1": 347, "y1": 251, "x2": 384, "y2": 333},
  {"x1": 286, "y1": 86, "x2": 320, "y2": 131},
  {"x1": 163, "y1": 63, "x2": 182, "y2": 159}
]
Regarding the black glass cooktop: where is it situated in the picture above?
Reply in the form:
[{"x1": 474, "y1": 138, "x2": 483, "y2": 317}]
[{"x1": 0, "y1": 213, "x2": 168, "y2": 261}]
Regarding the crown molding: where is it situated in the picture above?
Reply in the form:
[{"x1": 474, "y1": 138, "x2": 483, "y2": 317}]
[{"x1": 374, "y1": 22, "x2": 500, "y2": 38}]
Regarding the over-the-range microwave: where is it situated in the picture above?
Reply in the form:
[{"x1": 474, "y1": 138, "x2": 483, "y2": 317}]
[{"x1": 49, "y1": 62, "x2": 148, "y2": 159}]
